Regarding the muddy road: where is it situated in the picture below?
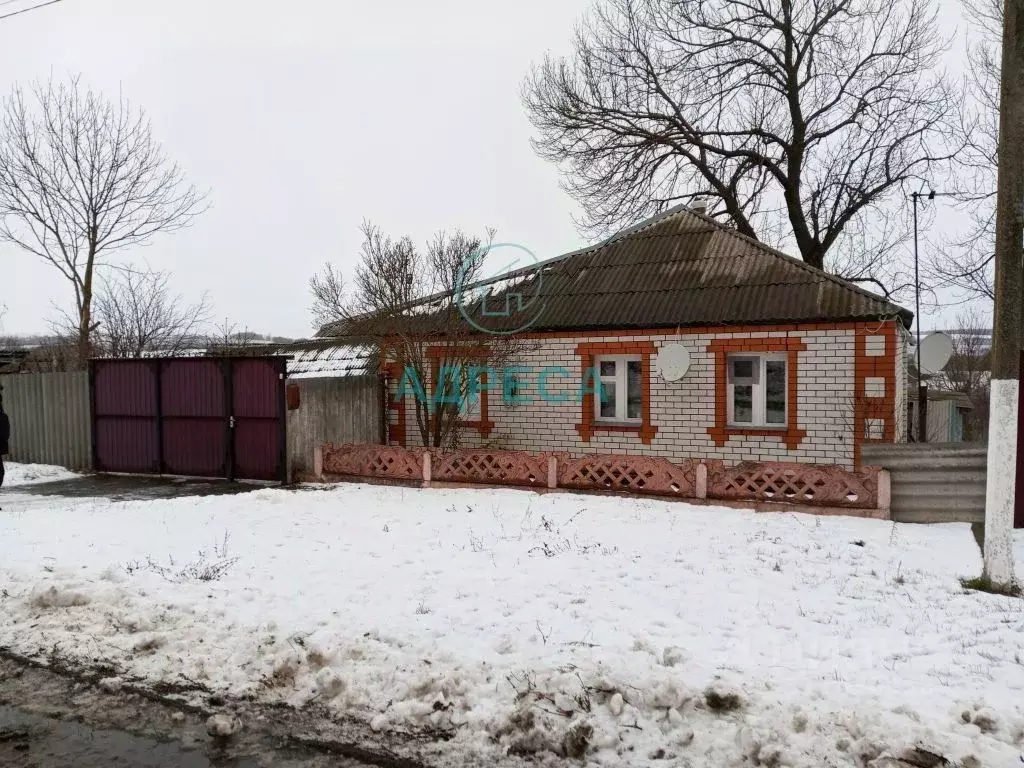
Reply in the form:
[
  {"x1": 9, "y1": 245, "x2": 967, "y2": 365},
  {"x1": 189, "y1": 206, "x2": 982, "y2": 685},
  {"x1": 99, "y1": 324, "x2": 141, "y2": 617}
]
[{"x1": 0, "y1": 655, "x2": 429, "y2": 768}]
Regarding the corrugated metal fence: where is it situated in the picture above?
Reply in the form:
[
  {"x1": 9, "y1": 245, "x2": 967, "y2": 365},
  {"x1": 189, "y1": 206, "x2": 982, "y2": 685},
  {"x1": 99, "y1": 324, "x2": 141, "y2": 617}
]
[
  {"x1": 287, "y1": 376, "x2": 381, "y2": 479},
  {"x1": 861, "y1": 443, "x2": 987, "y2": 524},
  {"x1": 0, "y1": 372, "x2": 91, "y2": 470}
]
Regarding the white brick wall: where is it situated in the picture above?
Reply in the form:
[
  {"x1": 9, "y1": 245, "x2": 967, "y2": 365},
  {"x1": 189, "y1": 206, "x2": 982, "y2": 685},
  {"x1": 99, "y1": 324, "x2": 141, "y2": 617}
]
[{"x1": 399, "y1": 328, "x2": 868, "y2": 468}]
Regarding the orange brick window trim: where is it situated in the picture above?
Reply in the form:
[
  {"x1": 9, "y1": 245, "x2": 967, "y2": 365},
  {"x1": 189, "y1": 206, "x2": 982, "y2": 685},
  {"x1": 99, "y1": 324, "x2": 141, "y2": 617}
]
[
  {"x1": 383, "y1": 362, "x2": 408, "y2": 447},
  {"x1": 575, "y1": 340, "x2": 658, "y2": 445},
  {"x1": 706, "y1": 337, "x2": 807, "y2": 451},
  {"x1": 853, "y1": 321, "x2": 898, "y2": 467},
  {"x1": 425, "y1": 346, "x2": 495, "y2": 439}
]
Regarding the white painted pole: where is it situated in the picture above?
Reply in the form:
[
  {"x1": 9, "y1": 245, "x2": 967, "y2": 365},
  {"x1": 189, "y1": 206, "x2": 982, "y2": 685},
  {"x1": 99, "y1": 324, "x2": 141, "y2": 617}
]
[
  {"x1": 982, "y1": 0, "x2": 1023, "y2": 590},
  {"x1": 984, "y1": 380, "x2": 1018, "y2": 585}
]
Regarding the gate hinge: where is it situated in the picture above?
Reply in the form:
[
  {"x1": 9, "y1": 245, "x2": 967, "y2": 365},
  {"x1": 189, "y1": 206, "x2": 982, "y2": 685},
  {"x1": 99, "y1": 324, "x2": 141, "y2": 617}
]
[{"x1": 230, "y1": 416, "x2": 236, "y2": 429}]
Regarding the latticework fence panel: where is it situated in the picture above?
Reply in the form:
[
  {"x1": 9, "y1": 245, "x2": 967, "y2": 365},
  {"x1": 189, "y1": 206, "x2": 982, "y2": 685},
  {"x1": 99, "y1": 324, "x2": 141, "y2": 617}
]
[
  {"x1": 322, "y1": 443, "x2": 425, "y2": 480},
  {"x1": 706, "y1": 461, "x2": 878, "y2": 508},
  {"x1": 431, "y1": 449, "x2": 550, "y2": 487},
  {"x1": 558, "y1": 454, "x2": 697, "y2": 496}
]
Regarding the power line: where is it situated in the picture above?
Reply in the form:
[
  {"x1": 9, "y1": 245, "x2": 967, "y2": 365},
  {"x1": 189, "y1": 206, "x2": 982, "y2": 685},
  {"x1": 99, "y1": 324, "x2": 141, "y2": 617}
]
[{"x1": 0, "y1": 0, "x2": 67, "y2": 22}]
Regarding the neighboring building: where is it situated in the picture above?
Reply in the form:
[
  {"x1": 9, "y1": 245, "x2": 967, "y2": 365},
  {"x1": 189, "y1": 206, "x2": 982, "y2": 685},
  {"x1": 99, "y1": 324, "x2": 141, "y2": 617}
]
[
  {"x1": 906, "y1": 388, "x2": 973, "y2": 443},
  {"x1": 334, "y1": 206, "x2": 912, "y2": 469}
]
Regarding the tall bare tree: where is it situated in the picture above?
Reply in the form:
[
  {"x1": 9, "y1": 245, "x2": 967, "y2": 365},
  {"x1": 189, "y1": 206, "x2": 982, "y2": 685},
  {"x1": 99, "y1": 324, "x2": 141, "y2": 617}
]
[
  {"x1": 0, "y1": 77, "x2": 206, "y2": 367},
  {"x1": 312, "y1": 222, "x2": 525, "y2": 449},
  {"x1": 524, "y1": 0, "x2": 961, "y2": 286},
  {"x1": 92, "y1": 267, "x2": 211, "y2": 358}
]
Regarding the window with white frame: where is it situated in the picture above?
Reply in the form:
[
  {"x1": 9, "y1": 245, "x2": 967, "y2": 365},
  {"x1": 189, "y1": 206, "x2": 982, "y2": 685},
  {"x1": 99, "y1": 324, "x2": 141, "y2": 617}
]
[
  {"x1": 727, "y1": 354, "x2": 787, "y2": 427},
  {"x1": 595, "y1": 355, "x2": 643, "y2": 422}
]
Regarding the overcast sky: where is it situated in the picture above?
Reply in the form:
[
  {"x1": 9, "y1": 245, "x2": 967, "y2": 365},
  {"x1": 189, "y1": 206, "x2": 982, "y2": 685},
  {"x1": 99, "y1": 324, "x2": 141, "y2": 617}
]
[{"x1": 0, "y1": 0, "x2": 986, "y2": 339}]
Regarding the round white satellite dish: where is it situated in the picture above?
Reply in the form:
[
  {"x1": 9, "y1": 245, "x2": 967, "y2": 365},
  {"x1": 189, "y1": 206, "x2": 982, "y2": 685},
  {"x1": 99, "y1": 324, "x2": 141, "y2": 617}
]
[
  {"x1": 918, "y1": 332, "x2": 954, "y2": 375},
  {"x1": 656, "y1": 343, "x2": 691, "y2": 381}
]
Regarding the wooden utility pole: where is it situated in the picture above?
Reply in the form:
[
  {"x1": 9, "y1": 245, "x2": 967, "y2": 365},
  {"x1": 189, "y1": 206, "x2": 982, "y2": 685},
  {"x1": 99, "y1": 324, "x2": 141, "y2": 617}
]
[{"x1": 983, "y1": 0, "x2": 1024, "y2": 588}]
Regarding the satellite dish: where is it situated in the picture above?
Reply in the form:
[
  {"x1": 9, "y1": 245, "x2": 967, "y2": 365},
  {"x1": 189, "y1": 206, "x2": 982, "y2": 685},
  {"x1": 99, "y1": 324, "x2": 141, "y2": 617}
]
[
  {"x1": 918, "y1": 332, "x2": 953, "y2": 375},
  {"x1": 656, "y1": 344, "x2": 691, "y2": 381}
]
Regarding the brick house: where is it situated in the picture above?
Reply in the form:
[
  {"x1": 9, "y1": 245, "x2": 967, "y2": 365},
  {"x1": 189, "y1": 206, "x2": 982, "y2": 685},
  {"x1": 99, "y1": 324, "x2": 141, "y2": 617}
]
[{"x1": 375, "y1": 206, "x2": 911, "y2": 470}]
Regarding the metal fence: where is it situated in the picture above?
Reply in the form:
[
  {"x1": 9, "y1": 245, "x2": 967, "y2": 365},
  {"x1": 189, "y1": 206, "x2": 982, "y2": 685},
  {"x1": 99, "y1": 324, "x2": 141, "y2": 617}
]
[
  {"x1": 861, "y1": 443, "x2": 987, "y2": 524},
  {"x1": 287, "y1": 376, "x2": 381, "y2": 479},
  {"x1": 0, "y1": 372, "x2": 91, "y2": 470}
]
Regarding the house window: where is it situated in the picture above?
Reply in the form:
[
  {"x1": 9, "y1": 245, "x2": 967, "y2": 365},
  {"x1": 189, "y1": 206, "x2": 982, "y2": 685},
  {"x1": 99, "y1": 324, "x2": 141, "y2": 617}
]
[
  {"x1": 595, "y1": 355, "x2": 643, "y2": 422},
  {"x1": 460, "y1": 368, "x2": 482, "y2": 420},
  {"x1": 727, "y1": 354, "x2": 787, "y2": 427}
]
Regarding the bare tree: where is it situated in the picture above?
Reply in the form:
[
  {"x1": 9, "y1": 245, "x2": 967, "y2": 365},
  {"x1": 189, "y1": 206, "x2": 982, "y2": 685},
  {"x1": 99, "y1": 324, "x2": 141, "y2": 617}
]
[
  {"x1": 927, "y1": 0, "x2": 1000, "y2": 302},
  {"x1": 523, "y1": 0, "x2": 961, "y2": 288},
  {"x1": 91, "y1": 267, "x2": 211, "y2": 358},
  {"x1": 933, "y1": 312, "x2": 992, "y2": 441},
  {"x1": 0, "y1": 77, "x2": 206, "y2": 367},
  {"x1": 206, "y1": 317, "x2": 259, "y2": 354},
  {"x1": 309, "y1": 262, "x2": 346, "y2": 330},
  {"x1": 314, "y1": 221, "x2": 525, "y2": 449}
]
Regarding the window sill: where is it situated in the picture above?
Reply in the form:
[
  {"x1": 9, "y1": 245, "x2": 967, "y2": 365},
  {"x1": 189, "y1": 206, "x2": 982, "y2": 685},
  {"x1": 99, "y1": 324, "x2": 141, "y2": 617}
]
[
  {"x1": 461, "y1": 419, "x2": 495, "y2": 439},
  {"x1": 578, "y1": 421, "x2": 658, "y2": 443},
  {"x1": 726, "y1": 424, "x2": 787, "y2": 431},
  {"x1": 593, "y1": 420, "x2": 644, "y2": 430},
  {"x1": 708, "y1": 425, "x2": 807, "y2": 450}
]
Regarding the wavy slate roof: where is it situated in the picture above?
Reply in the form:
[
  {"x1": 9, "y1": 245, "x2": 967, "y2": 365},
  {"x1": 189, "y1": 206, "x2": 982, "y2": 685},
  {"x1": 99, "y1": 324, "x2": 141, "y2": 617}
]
[{"x1": 456, "y1": 206, "x2": 912, "y2": 333}]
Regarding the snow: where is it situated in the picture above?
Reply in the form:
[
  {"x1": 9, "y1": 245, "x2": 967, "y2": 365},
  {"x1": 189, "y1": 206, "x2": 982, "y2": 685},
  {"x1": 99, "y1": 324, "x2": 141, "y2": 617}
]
[
  {"x1": 1, "y1": 480, "x2": 1022, "y2": 766},
  {"x1": 2, "y1": 462, "x2": 79, "y2": 486}
]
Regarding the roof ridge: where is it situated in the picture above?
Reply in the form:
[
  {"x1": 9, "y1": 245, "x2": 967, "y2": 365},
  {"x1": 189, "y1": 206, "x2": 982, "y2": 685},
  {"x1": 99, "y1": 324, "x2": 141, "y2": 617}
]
[{"x1": 661, "y1": 206, "x2": 905, "y2": 313}]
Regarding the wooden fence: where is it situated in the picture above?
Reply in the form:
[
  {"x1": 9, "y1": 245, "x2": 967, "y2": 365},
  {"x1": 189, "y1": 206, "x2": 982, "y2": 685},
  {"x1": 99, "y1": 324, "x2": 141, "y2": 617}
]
[
  {"x1": 287, "y1": 376, "x2": 381, "y2": 480},
  {"x1": 317, "y1": 443, "x2": 888, "y2": 516},
  {"x1": 0, "y1": 372, "x2": 91, "y2": 470}
]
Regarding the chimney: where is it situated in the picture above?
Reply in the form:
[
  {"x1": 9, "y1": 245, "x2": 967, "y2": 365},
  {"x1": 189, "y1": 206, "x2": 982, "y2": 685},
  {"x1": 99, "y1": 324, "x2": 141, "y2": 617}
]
[{"x1": 691, "y1": 197, "x2": 707, "y2": 215}]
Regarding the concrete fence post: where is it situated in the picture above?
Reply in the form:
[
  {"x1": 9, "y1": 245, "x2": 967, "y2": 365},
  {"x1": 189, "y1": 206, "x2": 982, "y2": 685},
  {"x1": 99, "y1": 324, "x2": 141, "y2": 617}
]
[
  {"x1": 422, "y1": 452, "x2": 432, "y2": 488},
  {"x1": 877, "y1": 468, "x2": 891, "y2": 518},
  {"x1": 695, "y1": 462, "x2": 708, "y2": 500},
  {"x1": 547, "y1": 455, "x2": 558, "y2": 489},
  {"x1": 313, "y1": 445, "x2": 324, "y2": 481}
]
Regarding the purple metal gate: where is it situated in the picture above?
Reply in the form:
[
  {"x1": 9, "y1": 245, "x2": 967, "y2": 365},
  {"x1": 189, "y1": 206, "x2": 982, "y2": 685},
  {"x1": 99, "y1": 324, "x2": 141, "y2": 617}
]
[{"x1": 91, "y1": 357, "x2": 286, "y2": 481}]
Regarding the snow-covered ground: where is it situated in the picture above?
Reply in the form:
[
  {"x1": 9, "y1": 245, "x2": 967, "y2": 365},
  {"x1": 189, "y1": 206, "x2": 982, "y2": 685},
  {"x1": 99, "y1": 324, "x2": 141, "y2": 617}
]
[
  {"x1": 2, "y1": 461, "x2": 79, "y2": 486},
  {"x1": 1, "y1": 464, "x2": 1022, "y2": 766}
]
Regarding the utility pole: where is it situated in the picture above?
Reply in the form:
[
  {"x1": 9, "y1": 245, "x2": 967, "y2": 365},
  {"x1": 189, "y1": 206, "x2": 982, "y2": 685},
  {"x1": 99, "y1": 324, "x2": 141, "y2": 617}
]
[
  {"x1": 983, "y1": 0, "x2": 1024, "y2": 589},
  {"x1": 911, "y1": 190, "x2": 931, "y2": 442}
]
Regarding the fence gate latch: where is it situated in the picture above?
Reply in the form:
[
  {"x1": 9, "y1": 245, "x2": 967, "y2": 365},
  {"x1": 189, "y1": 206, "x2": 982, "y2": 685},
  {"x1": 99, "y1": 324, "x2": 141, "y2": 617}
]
[{"x1": 229, "y1": 416, "x2": 236, "y2": 429}]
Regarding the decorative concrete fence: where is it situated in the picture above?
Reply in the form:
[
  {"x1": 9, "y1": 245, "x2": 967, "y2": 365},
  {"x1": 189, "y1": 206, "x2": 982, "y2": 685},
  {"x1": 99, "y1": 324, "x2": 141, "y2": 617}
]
[{"x1": 318, "y1": 443, "x2": 888, "y2": 515}]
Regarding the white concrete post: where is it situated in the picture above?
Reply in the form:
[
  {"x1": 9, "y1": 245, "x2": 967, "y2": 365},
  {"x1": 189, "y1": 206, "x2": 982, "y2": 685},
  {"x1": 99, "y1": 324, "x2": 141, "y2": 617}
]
[
  {"x1": 984, "y1": 380, "x2": 1018, "y2": 585},
  {"x1": 877, "y1": 469, "x2": 891, "y2": 518},
  {"x1": 313, "y1": 445, "x2": 324, "y2": 481},
  {"x1": 695, "y1": 462, "x2": 708, "y2": 500},
  {"x1": 547, "y1": 455, "x2": 558, "y2": 489},
  {"x1": 422, "y1": 452, "x2": 432, "y2": 488}
]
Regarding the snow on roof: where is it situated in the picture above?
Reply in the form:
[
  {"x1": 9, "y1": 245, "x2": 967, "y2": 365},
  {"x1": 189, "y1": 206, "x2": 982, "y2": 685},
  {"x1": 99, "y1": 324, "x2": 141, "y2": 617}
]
[{"x1": 283, "y1": 343, "x2": 375, "y2": 378}]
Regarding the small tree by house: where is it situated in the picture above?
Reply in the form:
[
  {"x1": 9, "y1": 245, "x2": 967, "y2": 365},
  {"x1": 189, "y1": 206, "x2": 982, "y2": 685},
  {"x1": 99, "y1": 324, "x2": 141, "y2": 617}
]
[{"x1": 311, "y1": 222, "x2": 528, "y2": 449}]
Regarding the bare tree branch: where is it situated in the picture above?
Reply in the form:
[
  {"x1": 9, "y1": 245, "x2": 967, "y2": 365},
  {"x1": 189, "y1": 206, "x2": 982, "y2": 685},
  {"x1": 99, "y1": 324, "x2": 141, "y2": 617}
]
[
  {"x1": 314, "y1": 222, "x2": 526, "y2": 449},
  {"x1": 523, "y1": 0, "x2": 962, "y2": 281},
  {"x1": 926, "y1": 0, "x2": 999, "y2": 302},
  {"x1": 92, "y1": 267, "x2": 212, "y2": 358},
  {"x1": 0, "y1": 76, "x2": 207, "y2": 367}
]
